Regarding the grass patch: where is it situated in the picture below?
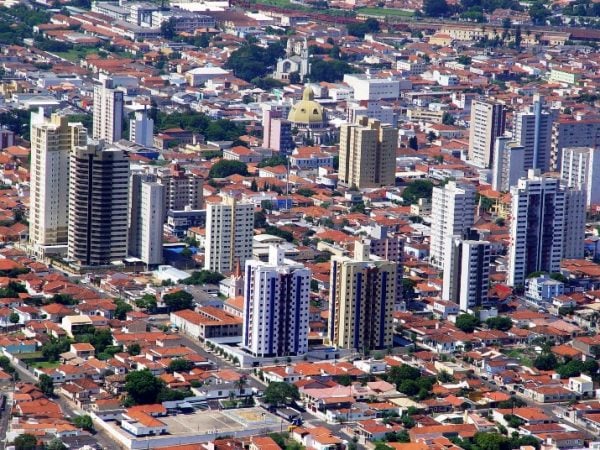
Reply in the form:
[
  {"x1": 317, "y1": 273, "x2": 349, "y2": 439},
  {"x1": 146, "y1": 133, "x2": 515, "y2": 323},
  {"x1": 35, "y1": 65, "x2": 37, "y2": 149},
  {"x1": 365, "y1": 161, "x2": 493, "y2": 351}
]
[
  {"x1": 30, "y1": 361, "x2": 60, "y2": 369},
  {"x1": 502, "y1": 348, "x2": 533, "y2": 367},
  {"x1": 54, "y1": 48, "x2": 99, "y2": 62},
  {"x1": 356, "y1": 7, "x2": 414, "y2": 17}
]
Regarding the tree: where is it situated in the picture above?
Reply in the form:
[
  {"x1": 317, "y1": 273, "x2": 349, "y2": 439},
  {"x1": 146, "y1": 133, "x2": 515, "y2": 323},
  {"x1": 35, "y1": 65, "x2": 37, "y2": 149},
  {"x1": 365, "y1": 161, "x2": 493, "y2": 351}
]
[
  {"x1": 347, "y1": 18, "x2": 380, "y2": 38},
  {"x1": 473, "y1": 432, "x2": 511, "y2": 450},
  {"x1": 163, "y1": 290, "x2": 194, "y2": 312},
  {"x1": 423, "y1": 0, "x2": 451, "y2": 16},
  {"x1": 255, "y1": 209, "x2": 267, "y2": 228},
  {"x1": 9, "y1": 312, "x2": 19, "y2": 324},
  {"x1": 160, "y1": 17, "x2": 176, "y2": 38},
  {"x1": 46, "y1": 438, "x2": 67, "y2": 450},
  {"x1": 72, "y1": 414, "x2": 94, "y2": 432},
  {"x1": 257, "y1": 153, "x2": 288, "y2": 168},
  {"x1": 401, "y1": 180, "x2": 434, "y2": 204},
  {"x1": 408, "y1": 136, "x2": 418, "y2": 150},
  {"x1": 263, "y1": 382, "x2": 299, "y2": 406},
  {"x1": 529, "y1": 1, "x2": 550, "y2": 25},
  {"x1": 128, "y1": 343, "x2": 141, "y2": 356},
  {"x1": 289, "y1": 72, "x2": 301, "y2": 84},
  {"x1": 442, "y1": 112, "x2": 456, "y2": 125},
  {"x1": 387, "y1": 364, "x2": 421, "y2": 388},
  {"x1": 36, "y1": 374, "x2": 54, "y2": 397},
  {"x1": 168, "y1": 358, "x2": 194, "y2": 373},
  {"x1": 534, "y1": 353, "x2": 558, "y2": 371},
  {"x1": 309, "y1": 58, "x2": 360, "y2": 83},
  {"x1": 208, "y1": 160, "x2": 249, "y2": 178},
  {"x1": 41, "y1": 337, "x2": 71, "y2": 362},
  {"x1": 485, "y1": 316, "x2": 513, "y2": 331},
  {"x1": 182, "y1": 270, "x2": 225, "y2": 285},
  {"x1": 455, "y1": 314, "x2": 479, "y2": 333},
  {"x1": 125, "y1": 369, "x2": 165, "y2": 405},
  {"x1": 224, "y1": 43, "x2": 285, "y2": 82},
  {"x1": 14, "y1": 434, "x2": 38, "y2": 450},
  {"x1": 114, "y1": 298, "x2": 133, "y2": 320},
  {"x1": 135, "y1": 293, "x2": 157, "y2": 312}
]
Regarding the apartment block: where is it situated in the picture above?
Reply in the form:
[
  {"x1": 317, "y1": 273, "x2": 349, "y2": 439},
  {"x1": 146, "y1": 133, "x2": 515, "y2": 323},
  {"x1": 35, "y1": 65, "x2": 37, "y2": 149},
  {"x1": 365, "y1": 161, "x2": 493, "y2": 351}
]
[
  {"x1": 328, "y1": 241, "x2": 397, "y2": 352},
  {"x1": 243, "y1": 246, "x2": 311, "y2": 358},
  {"x1": 204, "y1": 196, "x2": 254, "y2": 274},
  {"x1": 29, "y1": 110, "x2": 87, "y2": 257},
  {"x1": 429, "y1": 181, "x2": 476, "y2": 269},
  {"x1": 68, "y1": 143, "x2": 130, "y2": 268},
  {"x1": 93, "y1": 78, "x2": 124, "y2": 144},
  {"x1": 561, "y1": 147, "x2": 600, "y2": 207},
  {"x1": 468, "y1": 99, "x2": 506, "y2": 168},
  {"x1": 338, "y1": 116, "x2": 398, "y2": 189}
]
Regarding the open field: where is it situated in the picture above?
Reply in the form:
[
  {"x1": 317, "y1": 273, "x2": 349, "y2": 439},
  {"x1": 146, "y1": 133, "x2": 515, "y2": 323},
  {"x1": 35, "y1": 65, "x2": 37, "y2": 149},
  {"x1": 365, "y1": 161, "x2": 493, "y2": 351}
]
[{"x1": 356, "y1": 7, "x2": 415, "y2": 17}]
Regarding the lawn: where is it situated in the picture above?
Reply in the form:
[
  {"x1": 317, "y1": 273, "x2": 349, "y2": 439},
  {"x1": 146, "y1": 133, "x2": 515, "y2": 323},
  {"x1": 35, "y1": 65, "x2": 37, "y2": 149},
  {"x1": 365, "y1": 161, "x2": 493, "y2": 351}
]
[
  {"x1": 53, "y1": 48, "x2": 100, "y2": 62},
  {"x1": 30, "y1": 361, "x2": 60, "y2": 369},
  {"x1": 503, "y1": 348, "x2": 534, "y2": 367},
  {"x1": 356, "y1": 7, "x2": 415, "y2": 17}
]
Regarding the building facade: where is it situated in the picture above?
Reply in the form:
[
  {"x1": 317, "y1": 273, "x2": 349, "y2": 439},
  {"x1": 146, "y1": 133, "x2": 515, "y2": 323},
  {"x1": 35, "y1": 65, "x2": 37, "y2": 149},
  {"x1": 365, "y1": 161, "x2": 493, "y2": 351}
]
[
  {"x1": 513, "y1": 95, "x2": 557, "y2": 173},
  {"x1": 468, "y1": 99, "x2": 506, "y2": 168},
  {"x1": 128, "y1": 173, "x2": 165, "y2": 266},
  {"x1": 243, "y1": 246, "x2": 310, "y2": 358},
  {"x1": 29, "y1": 111, "x2": 87, "y2": 257},
  {"x1": 93, "y1": 79, "x2": 124, "y2": 144},
  {"x1": 129, "y1": 110, "x2": 154, "y2": 147},
  {"x1": 508, "y1": 170, "x2": 565, "y2": 287},
  {"x1": 550, "y1": 118, "x2": 600, "y2": 171},
  {"x1": 563, "y1": 186, "x2": 586, "y2": 260},
  {"x1": 204, "y1": 196, "x2": 254, "y2": 274},
  {"x1": 338, "y1": 116, "x2": 398, "y2": 189},
  {"x1": 429, "y1": 181, "x2": 476, "y2": 269},
  {"x1": 68, "y1": 143, "x2": 130, "y2": 268},
  {"x1": 492, "y1": 136, "x2": 525, "y2": 192},
  {"x1": 442, "y1": 231, "x2": 491, "y2": 312},
  {"x1": 156, "y1": 164, "x2": 204, "y2": 214},
  {"x1": 561, "y1": 147, "x2": 600, "y2": 208},
  {"x1": 328, "y1": 242, "x2": 397, "y2": 352}
]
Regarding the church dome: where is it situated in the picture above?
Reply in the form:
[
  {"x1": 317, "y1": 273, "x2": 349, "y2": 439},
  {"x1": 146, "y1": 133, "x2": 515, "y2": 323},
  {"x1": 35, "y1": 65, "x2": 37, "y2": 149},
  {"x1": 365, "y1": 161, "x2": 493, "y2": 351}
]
[{"x1": 287, "y1": 86, "x2": 325, "y2": 125}]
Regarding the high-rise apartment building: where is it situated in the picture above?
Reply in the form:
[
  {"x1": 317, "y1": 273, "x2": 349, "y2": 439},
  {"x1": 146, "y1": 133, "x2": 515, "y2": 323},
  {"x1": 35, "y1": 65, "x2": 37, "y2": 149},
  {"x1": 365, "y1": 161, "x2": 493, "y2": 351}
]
[
  {"x1": 550, "y1": 118, "x2": 600, "y2": 171},
  {"x1": 442, "y1": 230, "x2": 491, "y2": 312},
  {"x1": 129, "y1": 110, "x2": 154, "y2": 147},
  {"x1": 561, "y1": 147, "x2": 600, "y2": 207},
  {"x1": 468, "y1": 99, "x2": 506, "y2": 168},
  {"x1": 243, "y1": 246, "x2": 310, "y2": 358},
  {"x1": 93, "y1": 79, "x2": 124, "y2": 143},
  {"x1": 29, "y1": 110, "x2": 87, "y2": 257},
  {"x1": 365, "y1": 225, "x2": 403, "y2": 304},
  {"x1": 492, "y1": 136, "x2": 525, "y2": 192},
  {"x1": 563, "y1": 186, "x2": 586, "y2": 260},
  {"x1": 205, "y1": 196, "x2": 254, "y2": 274},
  {"x1": 328, "y1": 241, "x2": 397, "y2": 352},
  {"x1": 513, "y1": 95, "x2": 558, "y2": 172},
  {"x1": 156, "y1": 164, "x2": 204, "y2": 214},
  {"x1": 508, "y1": 170, "x2": 565, "y2": 287},
  {"x1": 262, "y1": 108, "x2": 294, "y2": 155},
  {"x1": 68, "y1": 143, "x2": 129, "y2": 268},
  {"x1": 339, "y1": 116, "x2": 398, "y2": 189},
  {"x1": 128, "y1": 172, "x2": 165, "y2": 266},
  {"x1": 429, "y1": 181, "x2": 476, "y2": 269}
]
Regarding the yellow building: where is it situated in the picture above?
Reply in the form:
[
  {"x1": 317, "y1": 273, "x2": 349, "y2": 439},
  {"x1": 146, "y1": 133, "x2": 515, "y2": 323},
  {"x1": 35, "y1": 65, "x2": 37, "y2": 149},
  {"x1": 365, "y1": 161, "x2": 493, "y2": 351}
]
[
  {"x1": 327, "y1": 241, "x2": 398, "y2": 352},
  {"x1": 339, "y1": 116, "x2": 398, "y2": 189}
]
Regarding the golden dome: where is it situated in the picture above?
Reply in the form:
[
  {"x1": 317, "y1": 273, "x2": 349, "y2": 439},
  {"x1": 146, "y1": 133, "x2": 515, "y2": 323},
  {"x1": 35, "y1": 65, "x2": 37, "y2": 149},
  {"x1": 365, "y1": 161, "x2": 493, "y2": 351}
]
[{"x1": 287, "y1": 86, "x2": 325, "y2": 125}]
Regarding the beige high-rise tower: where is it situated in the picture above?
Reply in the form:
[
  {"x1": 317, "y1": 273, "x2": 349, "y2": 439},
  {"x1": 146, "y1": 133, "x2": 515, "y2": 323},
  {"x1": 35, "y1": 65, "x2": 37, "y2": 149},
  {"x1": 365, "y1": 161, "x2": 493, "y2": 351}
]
[
  {"x1": 29, "y1": 110, "x2": 87, "y2": 257},
  {"x1": 328, "y1": 241, "x2": 397, "y2": 353},
  {"x1": 468, "y1": 99, "x2": 506, "y2": 168},
  {"x1": 339, "y1": 116, "x2": 398, "y2": 189},
  {"x1": 204, "y1": 195, "x2": 254, "y2": 274}
]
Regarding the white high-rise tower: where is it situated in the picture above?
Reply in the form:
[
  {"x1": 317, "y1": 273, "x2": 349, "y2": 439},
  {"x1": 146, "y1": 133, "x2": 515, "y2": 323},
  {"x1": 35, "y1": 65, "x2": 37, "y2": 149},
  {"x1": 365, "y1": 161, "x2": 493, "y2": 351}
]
[
  {"x1": 93, "y1": 78, "x2": 124, "y2": 143},
  {"x1": 243, "y1": 245, "x2": 311, "y2": 357},
  {"x1": 429, "y1": 181, "x2": 476, "y2": 269},
  {"x1": 29, "y1": 110, "x2": 87, "y2": 257}
]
